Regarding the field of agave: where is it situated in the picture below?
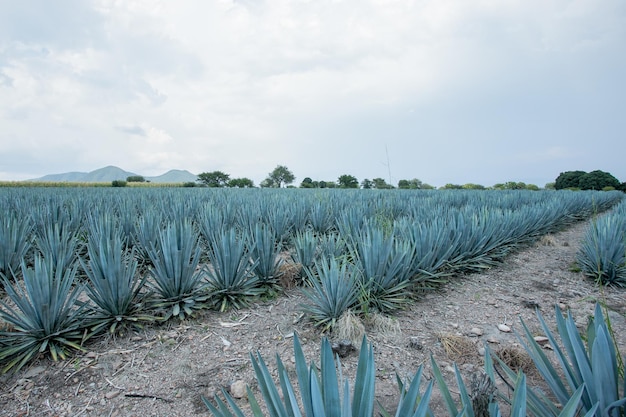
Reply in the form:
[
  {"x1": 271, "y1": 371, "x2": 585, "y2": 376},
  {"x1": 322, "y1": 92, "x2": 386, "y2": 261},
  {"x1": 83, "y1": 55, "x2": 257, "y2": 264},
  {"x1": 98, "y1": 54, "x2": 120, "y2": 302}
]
[{"x1": 0, "y1": 187, "x2": 623, "y2": 376}]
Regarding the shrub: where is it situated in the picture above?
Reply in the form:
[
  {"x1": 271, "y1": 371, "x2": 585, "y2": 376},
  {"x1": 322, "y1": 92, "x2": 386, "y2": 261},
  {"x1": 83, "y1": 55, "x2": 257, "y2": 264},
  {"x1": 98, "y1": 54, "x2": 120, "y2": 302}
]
[{"x1": 112, "y1": 180, "x2": 127, "y2": 187}]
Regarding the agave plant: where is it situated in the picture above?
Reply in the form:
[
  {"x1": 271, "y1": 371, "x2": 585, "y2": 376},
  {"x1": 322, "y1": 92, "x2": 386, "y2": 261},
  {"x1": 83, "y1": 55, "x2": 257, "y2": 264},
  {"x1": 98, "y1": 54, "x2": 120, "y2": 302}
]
[
  {"x1": 82, "y1": 214, "x2": 152, "y2": 335},
  {"x1": 576, "y1": 213, "x2": 626, "y2": 287},
  {"x1": 206, "y1": 228, "x2": 262, "y2": 312},
  {"x1": 0, "y1": 256, "x2": 88, "y2": 373},
  {"x1": 429, "y1": 349, "x2": 597, "y2": 417},
  {"x1": 292, "y1": 230, "x2": 320, "y2": 281},
  {"x1": 308, "y1": 201, "x2": 334, "y2": 234},
  {"x1": 317, "y1": 233, "x2": 347, "y2": 260},
  {"x1": 204, "y1": 334, "x2": 378, "y2": 417},
  {"x1": 349, "y1": 227, "x2": 415, "y2": 314},
  {"x1": 494, "y1": 303, "x2": 625, "y2": 417},
  {"x1": 146, "y1": 219, "x2": 208, "y2": 320},
  {"x1": 301, "y1": 258, "x2": 359, "y2": 331},
  {"x1": 247, "y1": 223, "x2": 284, "y2": 287},
  {"x1": 0, "y1": 211, "x2": 32, "y2": 280},
  {"x1": 34, "y1": 218, "x2": 81, "y2": 276}
]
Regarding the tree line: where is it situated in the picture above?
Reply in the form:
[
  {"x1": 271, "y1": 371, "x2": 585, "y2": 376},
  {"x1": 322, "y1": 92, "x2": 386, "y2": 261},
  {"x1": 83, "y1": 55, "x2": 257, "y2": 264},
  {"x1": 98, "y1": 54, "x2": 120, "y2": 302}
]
[{"x1": 193, "y1": 165, "x2": 626, "y2": 191}]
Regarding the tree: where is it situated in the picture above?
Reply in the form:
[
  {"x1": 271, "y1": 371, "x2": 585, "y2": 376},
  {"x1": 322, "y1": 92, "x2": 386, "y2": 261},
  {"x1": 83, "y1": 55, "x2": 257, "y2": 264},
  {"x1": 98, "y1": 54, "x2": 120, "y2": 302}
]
[
  {"x1": 398, "y1": 178, "x2": 433, "y2": 189},
  {"x1": 360, "y1": 179, "x2": 373, "y2": 189},
  {"x1": 300, "y1": 177, "x2": 316, "y2": 188},
  {"x1": 371, "y1": 178, "x2": 393, "y2": 189},
  {"x1": 337, "y1": 174, "x2": 359, "y2": 189},
  {"x1": 127, "y1": 175, "x2": 146, "y2": 183},
  {"x1": 441, "y1": 183, "x2": 463, "y2": 190},
  {"x1": 263, "y1": 165, "x2": 295, "y2": 188},
  {"x1": 197, "y1": 171, "x2": 230, "y2": 187},
  {"x1": 227, "y1": 177, "x2": 254, "y2": 188},
  {"x1": 554, "y1": 171, "x2": 586, "y2": 190},
  {"x1": 577, "y1": 170, "x2": 620, "y2": 190},
  {"x1": 462, "y1": 183, "x2": 486, "y2": 190}
]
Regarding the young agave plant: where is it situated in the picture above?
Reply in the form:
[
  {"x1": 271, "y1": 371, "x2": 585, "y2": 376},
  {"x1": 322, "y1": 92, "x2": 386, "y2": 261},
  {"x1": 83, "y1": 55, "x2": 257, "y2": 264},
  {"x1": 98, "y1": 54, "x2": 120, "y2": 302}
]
[
  {"x1": 576, "y1": 214, "x2": 626, "y2": 287},
  {"x1": 494, "y1": 303, "x2": 625, "y2": 417},
  {"x1": 428, "y1": 347, "x2": 595, "y2": 417},
  {"x1": 349, "y1": 227, "x2": 415, "y2": 314},
  {"x1": 34, "y1": 219, "x2": 81, "y2": 276},
  {"x1": 204, "y1": 334, "x2": 377, "y2": 417},
  {"x1": 82, "y1": 214, "x2": 152, "y2": 335},
  {"x1": 301, "y1": 258, "x2": 359, "y2": 331},
  {"x1": 146, "y1": 219, "x2": 208, "y2": 320},
  {"x1": 291, "y1": 230, "x2": 319, "y2": 282},
  {"x1": 247, "y1": 223, "x2": 284, "y2": 287},
  {"x1": 206, "y1": 228, "x2": 262, "y2": 312},
  {"x1": 0, "y1": 211, "x2": 32, "y2": 281},
  {"x1": 0, "y1": 256, "x2": 88, "y2": 373}
]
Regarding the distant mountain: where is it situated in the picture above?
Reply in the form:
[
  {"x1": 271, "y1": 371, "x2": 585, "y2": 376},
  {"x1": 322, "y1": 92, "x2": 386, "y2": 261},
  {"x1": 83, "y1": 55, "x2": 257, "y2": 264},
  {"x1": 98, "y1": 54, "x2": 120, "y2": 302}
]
[
  {"x1": 146, "y1": 170, "x2": 198, "y2": 183},
  {"x1": 31, "y1": 166, "x2": 198, "y2": 183}
]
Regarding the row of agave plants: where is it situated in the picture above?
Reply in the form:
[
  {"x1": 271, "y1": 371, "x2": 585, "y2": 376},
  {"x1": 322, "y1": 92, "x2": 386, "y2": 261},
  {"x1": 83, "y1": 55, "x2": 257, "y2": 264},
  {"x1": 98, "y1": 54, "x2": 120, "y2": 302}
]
[
  {"x1": 577, "y1": 199, "x2": 626, "y2": 287},
  {"x1": 0, "y1": 188, "x2": 623, "y2": 374},
  {"x1": 205, "y1": 304, "x2": 625, "y2": 417}
]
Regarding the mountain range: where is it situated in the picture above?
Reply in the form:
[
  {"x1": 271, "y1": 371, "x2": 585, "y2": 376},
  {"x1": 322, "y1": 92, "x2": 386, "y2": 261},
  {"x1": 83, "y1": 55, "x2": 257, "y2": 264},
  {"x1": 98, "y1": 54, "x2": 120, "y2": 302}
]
[{"x1": 31, "y1": 166, "x2": 198, "y2": 183}]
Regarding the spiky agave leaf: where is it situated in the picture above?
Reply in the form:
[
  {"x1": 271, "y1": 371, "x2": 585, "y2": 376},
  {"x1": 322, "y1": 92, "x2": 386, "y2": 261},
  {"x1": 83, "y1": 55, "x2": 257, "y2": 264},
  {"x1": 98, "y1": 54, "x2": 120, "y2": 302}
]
[
  {"x1": 247, "y1": 223, "x2": 284, "y2": 287},
  {"x1": 146, "y1": 219, "x2": 208, "y2": 320},
  {"x1": 301, "y1": 258, "x2": 359, "y2": 331},
  {"x1": 203, "y1": 334, "x2": 377, "y2": 417},
  {"x1": 349, "y1": 226, "x2": 415, "y2": 314},
  {"x1": 493, "y1": 303, "x2": 626, "y2": 417},
  {"x1": 0, "y1": 211, "x2": 32, "y2": 281},
  {"x1": 291, "y1": 230, "x2": 319, "y2": 281},
  {"x1": 576, "y1": 212, "x2": 626, "y2": 287},
  {"x1": 82, "y1": 214, "x2": 153, "y2": 335},
  {"x1": 206, "y1": 228, "x2": 261, "y2": 312},
  {"x1": 0, "y1": 256, "x2": 88, "y2": 373}
]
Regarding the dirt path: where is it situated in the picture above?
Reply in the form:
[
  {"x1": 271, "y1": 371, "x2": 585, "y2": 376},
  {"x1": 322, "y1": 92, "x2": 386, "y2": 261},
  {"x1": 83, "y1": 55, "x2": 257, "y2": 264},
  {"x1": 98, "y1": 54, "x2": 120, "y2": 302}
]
[{"x1": 1, "y1": 219, "x2": 625, "y2": 416}]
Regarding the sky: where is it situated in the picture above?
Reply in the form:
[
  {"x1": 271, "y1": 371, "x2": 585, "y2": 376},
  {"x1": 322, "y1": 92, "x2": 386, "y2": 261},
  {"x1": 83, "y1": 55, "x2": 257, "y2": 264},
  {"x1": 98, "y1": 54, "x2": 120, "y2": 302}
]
[{"x1": 1, "y1": 0, "x2": 625, "y2": 188}]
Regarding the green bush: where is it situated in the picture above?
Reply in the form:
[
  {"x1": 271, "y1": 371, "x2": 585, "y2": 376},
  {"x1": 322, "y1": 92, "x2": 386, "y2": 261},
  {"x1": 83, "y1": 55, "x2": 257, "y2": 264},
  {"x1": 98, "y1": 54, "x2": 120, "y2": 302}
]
[{"x1": 111, "y1": 180, "x2": 127, "y2": 187}]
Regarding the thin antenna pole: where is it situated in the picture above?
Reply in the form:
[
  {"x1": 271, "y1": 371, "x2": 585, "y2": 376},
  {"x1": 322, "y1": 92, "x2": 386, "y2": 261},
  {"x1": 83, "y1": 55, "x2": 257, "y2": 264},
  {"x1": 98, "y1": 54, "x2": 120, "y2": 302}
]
[{"x1": 385, "y1": 145, "x2": 392, "y2": 186}]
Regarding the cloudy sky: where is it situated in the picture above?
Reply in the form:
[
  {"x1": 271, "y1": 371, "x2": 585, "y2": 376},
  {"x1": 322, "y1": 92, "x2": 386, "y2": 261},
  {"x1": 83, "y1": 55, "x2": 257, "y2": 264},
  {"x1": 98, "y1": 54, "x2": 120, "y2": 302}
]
[{"x1": 1, "y1": 0, "x2": 624, "y2": 187}]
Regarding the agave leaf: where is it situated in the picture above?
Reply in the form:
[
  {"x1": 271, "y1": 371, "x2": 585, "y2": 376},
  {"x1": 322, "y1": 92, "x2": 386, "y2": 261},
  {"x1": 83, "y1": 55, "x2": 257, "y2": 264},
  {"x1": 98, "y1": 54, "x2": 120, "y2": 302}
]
[
  {"x1": 430, "y1": 355, "x2": 459, "y2": 416},
  {"x1": 320, "y1": 338, "x2": 341, "y2": 415},
  {"x1": 509, "y1": 372, "x2": 527, "y2": 417},
  {"x1": 351, "y1": 336, "x2": 375, "y2": 417}
]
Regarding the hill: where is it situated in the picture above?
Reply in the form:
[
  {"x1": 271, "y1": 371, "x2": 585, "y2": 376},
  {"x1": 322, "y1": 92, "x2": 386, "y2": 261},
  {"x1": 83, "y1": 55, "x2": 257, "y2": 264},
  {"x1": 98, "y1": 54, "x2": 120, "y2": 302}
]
[{"x1": 31, "y1": 166, "x2": 198, "y2": 183}]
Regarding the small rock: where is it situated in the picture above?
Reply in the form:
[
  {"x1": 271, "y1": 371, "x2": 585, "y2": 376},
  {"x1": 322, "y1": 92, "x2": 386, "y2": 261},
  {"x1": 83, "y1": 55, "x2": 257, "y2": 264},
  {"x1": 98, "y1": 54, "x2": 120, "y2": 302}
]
[
  {"x1": 497, "y1": 324, "x2": 512, "y2": 333},
  {"x1": 409, "y1": 337, "x2": 423, "y2": 350},
  {"x1": 230, "y1": 380, "x2": 247, "y2": 399},
  {"x1": 130, "y1": 336, "x2": 142, "y2": 342},
  {"x1": 487, "y1": 336, "x2": 500, "y2": 344},
  {"x1": 23, "y1": 366, "x2": 46, "y2": 379},
  {"x1": 451, "y1": 323, "x2": 459, "y2": 329},
  {"x1": 331, "y1": 340, "x2": 355, "y2": 358},
  {"x1": 86, "y1": 351, "x2": 97, "y2": 359},
  {"x1": 533, "y1": 336, "x2": 549, "y2": 344},
  {"x1": 469, "y1": 327, "x2": 484, "y2": 336},
  {"x1": 477, "y1": 347, "x2": 486, "y2": 356},
  {"x1": 105, "y1": 390, "x2": 121, "y2": 399}
]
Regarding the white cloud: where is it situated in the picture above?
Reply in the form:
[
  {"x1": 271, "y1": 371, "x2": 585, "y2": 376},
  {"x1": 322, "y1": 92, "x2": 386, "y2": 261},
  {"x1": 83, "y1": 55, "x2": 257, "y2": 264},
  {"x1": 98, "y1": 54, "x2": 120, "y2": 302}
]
[{"x1": 0, "y1": 0, "x2": 624, "y2": 185}]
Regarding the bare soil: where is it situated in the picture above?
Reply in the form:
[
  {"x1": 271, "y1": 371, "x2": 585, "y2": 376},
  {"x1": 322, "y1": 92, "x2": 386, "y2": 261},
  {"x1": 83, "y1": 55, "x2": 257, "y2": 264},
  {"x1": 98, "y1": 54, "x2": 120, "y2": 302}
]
[{"x1": 1, "y1": 219, "x2": 625, "y2": 417}]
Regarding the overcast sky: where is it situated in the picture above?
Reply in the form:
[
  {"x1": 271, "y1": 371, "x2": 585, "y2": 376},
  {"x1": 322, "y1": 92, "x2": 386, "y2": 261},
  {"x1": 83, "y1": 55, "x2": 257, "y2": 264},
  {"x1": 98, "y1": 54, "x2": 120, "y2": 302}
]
[{"x1": 1, "y1": 0, "x2": 624, "y2": 187}]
